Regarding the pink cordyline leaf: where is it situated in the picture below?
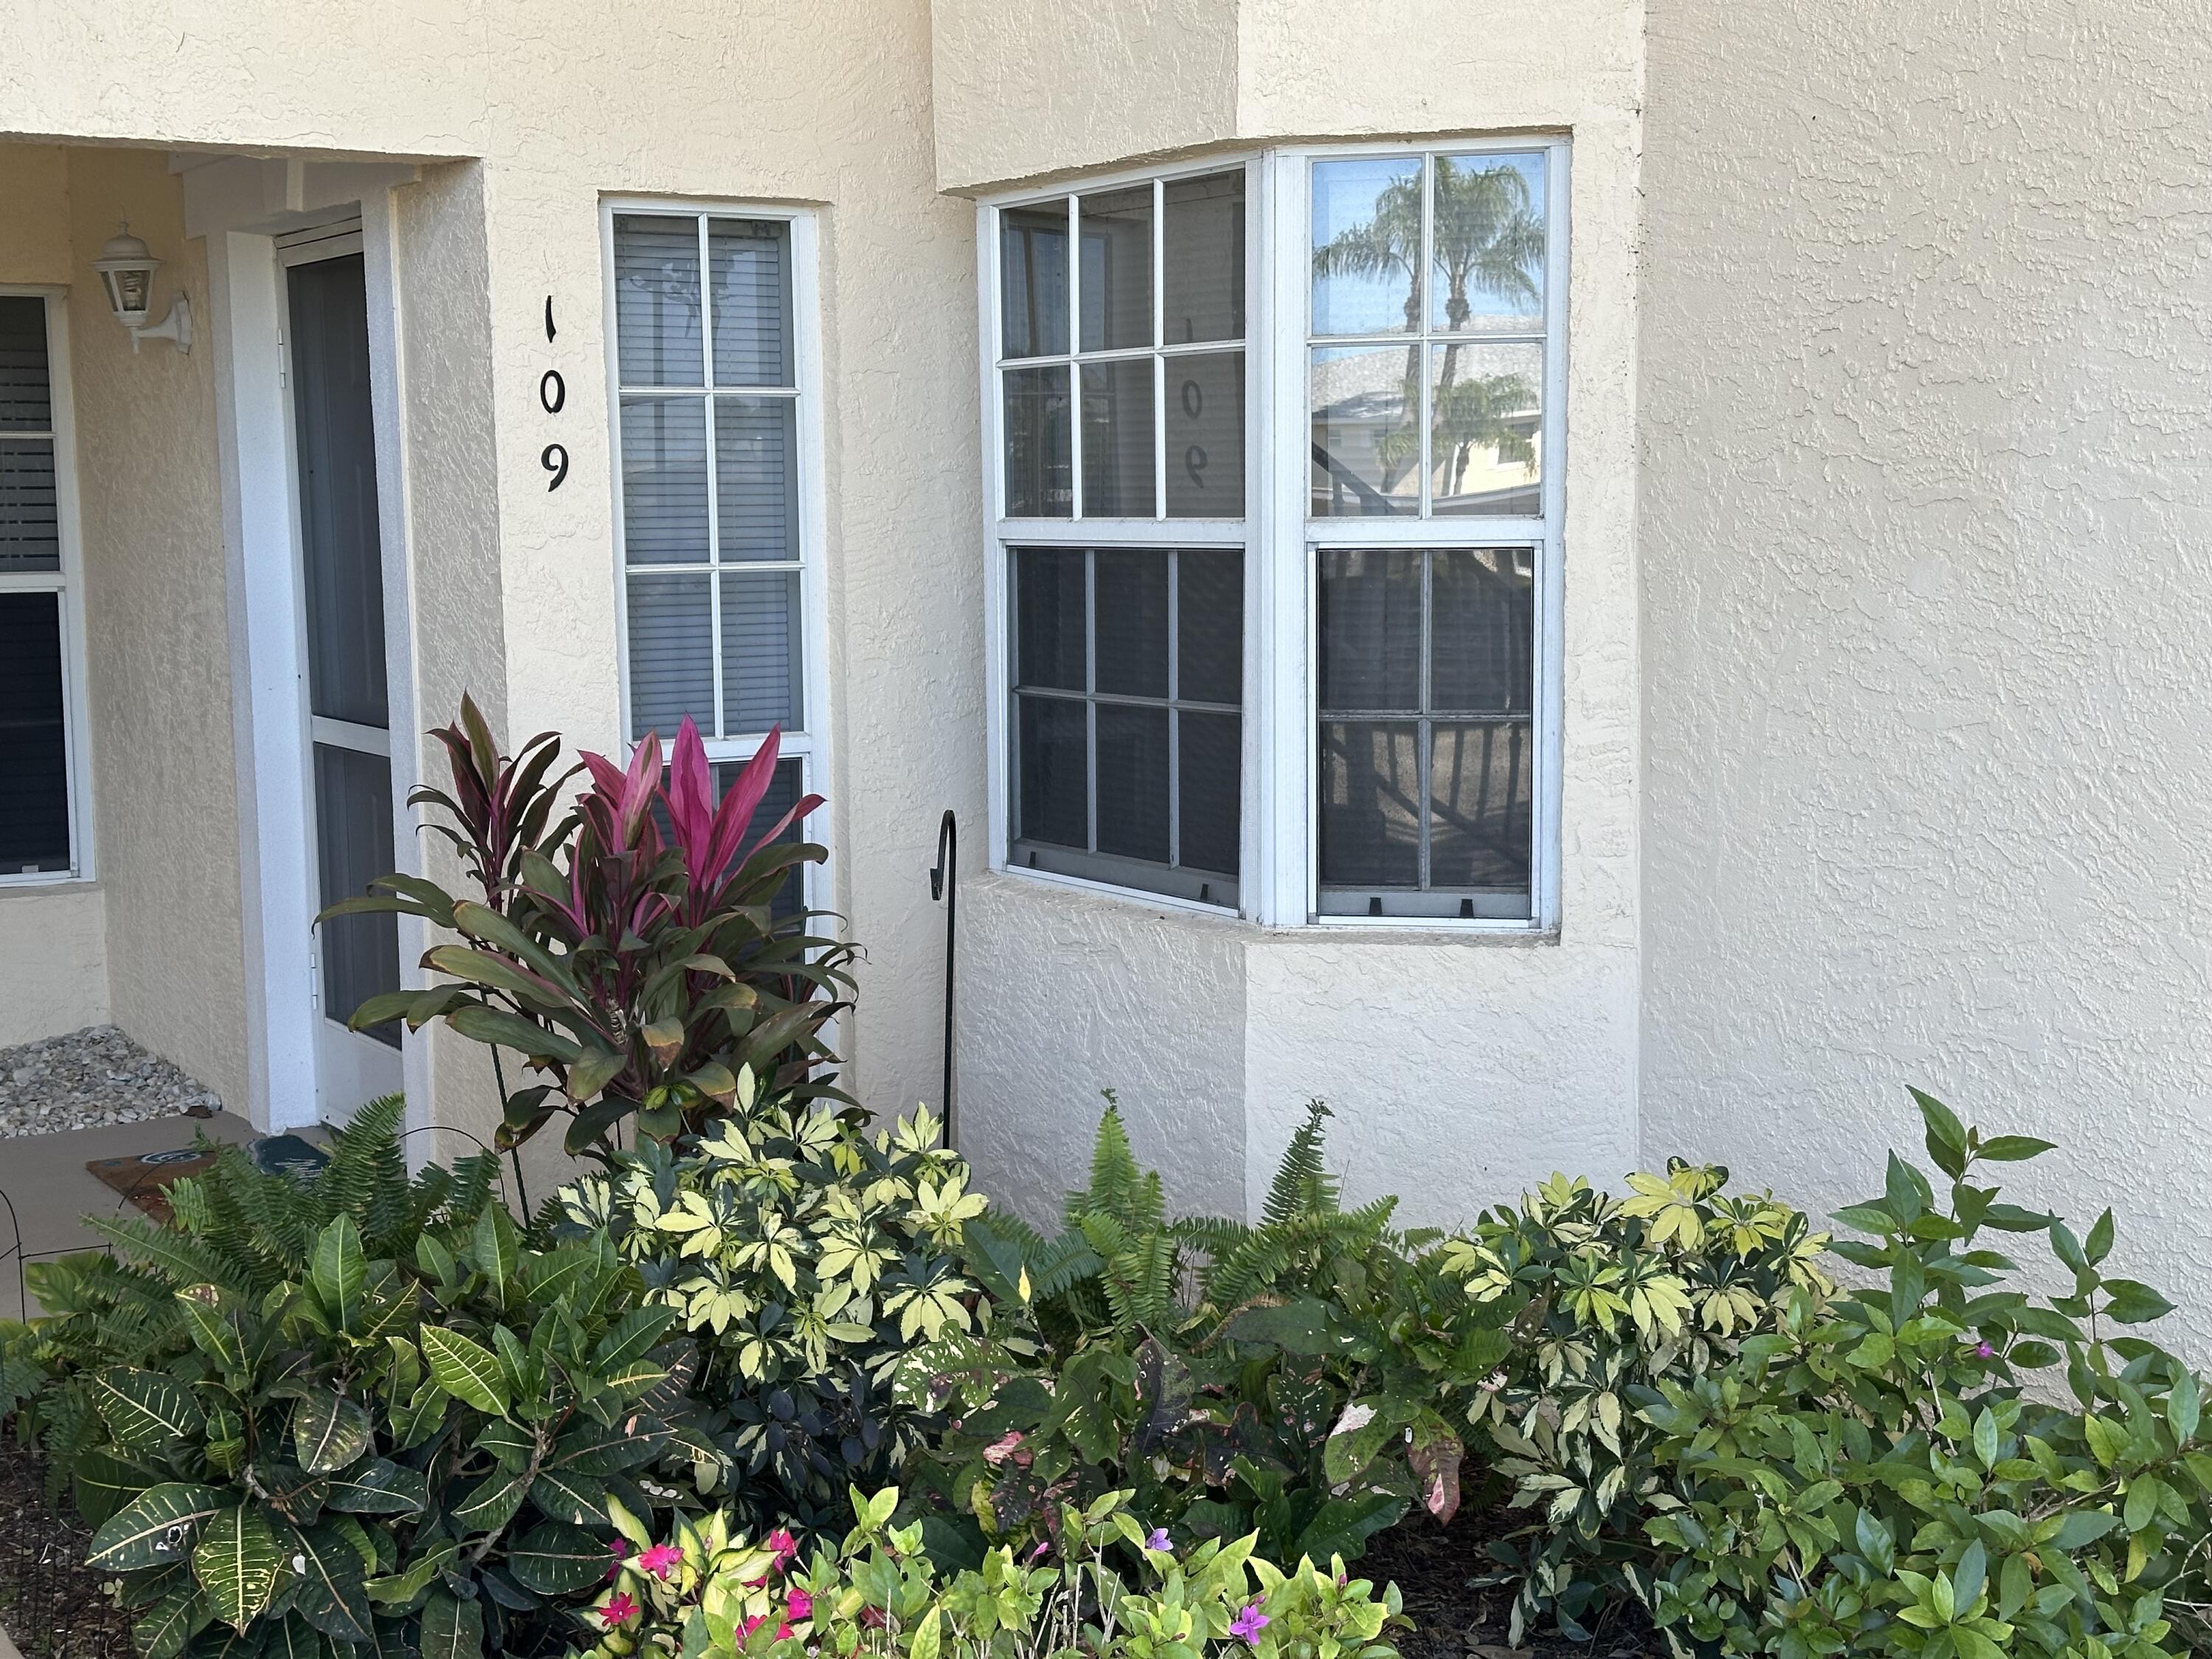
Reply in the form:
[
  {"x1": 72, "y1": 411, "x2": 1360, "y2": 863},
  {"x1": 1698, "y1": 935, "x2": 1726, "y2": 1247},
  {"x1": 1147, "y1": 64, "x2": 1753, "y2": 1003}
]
[
  {"x1": 699, "y1": 727, "x2": 784, "y2": 898},
  {"x1": 666, "y1": 717, "x2": 717, "y2": 872}
]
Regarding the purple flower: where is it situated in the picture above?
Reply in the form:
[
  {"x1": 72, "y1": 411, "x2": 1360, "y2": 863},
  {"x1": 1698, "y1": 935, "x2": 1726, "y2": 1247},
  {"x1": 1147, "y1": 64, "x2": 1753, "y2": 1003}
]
[
  {"x1": 1146, "y1": 1528, "x2": 1172, "y2": 1552},
  {"x1": 1229, "y1": 1603, "x2": 1270, "y2": 1644},
  {"x1": 1974, "y1": 1341, "x2": 1996, "y2": 1360}
]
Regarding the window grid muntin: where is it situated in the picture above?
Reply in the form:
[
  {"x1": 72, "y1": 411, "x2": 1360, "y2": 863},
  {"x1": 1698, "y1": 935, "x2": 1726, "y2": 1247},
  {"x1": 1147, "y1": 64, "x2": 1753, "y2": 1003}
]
[
  {"x1": 611, "y1": 209, "x2": 804, "y2": 751},
  {"x1": 995, "y1": 166, "x2": 1249, "y2": 522},
  {"x1": 1009, "y1": 544, "x2": 1240, "y2": 895},
  {"x1": 0, "y1": 291, "x2": 87, "y2": 885}
]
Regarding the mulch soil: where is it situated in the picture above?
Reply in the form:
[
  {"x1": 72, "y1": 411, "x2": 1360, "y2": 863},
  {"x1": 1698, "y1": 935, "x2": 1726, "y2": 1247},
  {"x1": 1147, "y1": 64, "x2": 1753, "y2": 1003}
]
[
  {"x1": 0, "y1": 1437, "x2": 136, "y2": 1658},
  {"x1": 1360, "y1": 1505, "x2": 1665, "y2": 1659},
  {"x1": 0, "y1": 1432, "x2": 1661, "y2": 1659}
]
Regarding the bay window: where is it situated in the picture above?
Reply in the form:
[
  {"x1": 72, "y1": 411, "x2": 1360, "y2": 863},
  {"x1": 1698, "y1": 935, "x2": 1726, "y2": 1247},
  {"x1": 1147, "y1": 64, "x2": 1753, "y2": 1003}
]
[{"x1": 987, "y1": 138, "x2": 1564, "y2": 928}]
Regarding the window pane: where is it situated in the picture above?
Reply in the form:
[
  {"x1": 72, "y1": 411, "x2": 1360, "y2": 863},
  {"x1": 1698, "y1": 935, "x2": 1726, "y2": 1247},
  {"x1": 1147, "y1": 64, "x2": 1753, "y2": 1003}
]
[
  {"x1": 1310, "y1": 347, "x2": 1419, "y2": 517},
  {"x1": 709, "y1": 218, "x2": 793, "y2": 387},
  {"x1": 1430, "y1": 342, "x2": 1543, "y2": 516},
  {"x1": 1163, "y1": 171, "x2": 1245, "y2": 344},
  {"x1": 1094, "y1": 549, "x2": 1168, "y2": 698},
  {"x1": 721, "y1": 570, "x2": 802, "y2": 733},
  {"x1": 0, "y1": 297, "x2": 52, "y2": 431},
  {"x1": 1080, "y1": 358, "x2": 1155, "y2": 516},
  {"x1": 1096, "y1": 703, "x2": 1169, "y2": 863},
  {"x1": 1429, "y1": 720, "x2": 1533, "y2": 896},
  {"x1": 1003, "y1": 366, "x2": 1072, "y2": 516},
  {"x1": 1319, "y1": 720, "x2": 1419, "y2": 888},
  {"x1": 613, "y1": 215, "x2": 703, "y2": 386},
  {"x1": 313, "y1": 742, "x2": 400, "y2": 1046},
  {"x1": 620, "y1": 397, "x2": 709, "y2": 564},
  {"x1": 0, "y1": 591, "x2": 70, "y2": 873},
  {"x1": 715, "y1": 397, "x2": 798, "y2": 561},
  {"x1": 710, "y1": 756, "x2": 809, "y2": 920},
  {"x1": 1001, "y1": 202, "x2": 1070, "y2": 358},
  {"x1": 0, "y1": 439, "x2": 60, "y2": 572},
  {"x1": 1318, "y1": 548, "x2": 1420, "y2": 712},
  {"x1": 1017, "y1": 694, "x2": 1087, "y2": 849},
  {"x1": 627, "y1": 572, "x2": 713, "y2": 740},
  {"x1": 1015, "y1": 547, "x2": 1086, "y2": 690},
  {"x1": 1178, "y1": 709, "x2": 1239, "y2": 877},
  {"x1": 1164, "y1": 350, "x2": 1243, "y2": 517},
  {"x1": 1079, "y1": 187, "x2": 1152, "y2": 352},
  {"x1": 1176, "y1": 548, "x2": 1241, "y2": 706},
  {"x1": 1430, "y1": 153, "x2": 1546, "y2": 334},
  {"x1": 1431, "y1": 549, "x2": 1533, "y2": 713},
  {"x1": 1310, "y1": 157, "x2": 1422, "y2": 336}
]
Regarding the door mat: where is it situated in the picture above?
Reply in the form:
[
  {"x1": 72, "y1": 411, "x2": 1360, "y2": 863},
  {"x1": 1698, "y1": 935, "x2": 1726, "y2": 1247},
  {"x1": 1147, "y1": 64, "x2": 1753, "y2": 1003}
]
[
  {"x1": 88, "y1": 1134, "x2": 330, "y2": 1222},
  {"x1": 85, "y1": 1148, "x2": 221, "y2": 1223}
]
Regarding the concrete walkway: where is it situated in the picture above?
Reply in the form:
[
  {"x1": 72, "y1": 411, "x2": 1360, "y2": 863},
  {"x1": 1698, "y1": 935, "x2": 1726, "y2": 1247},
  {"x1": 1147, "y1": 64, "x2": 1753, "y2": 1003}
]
[{"x1": 0, "y1": 1110, "x2": 257, "y2": 1318}]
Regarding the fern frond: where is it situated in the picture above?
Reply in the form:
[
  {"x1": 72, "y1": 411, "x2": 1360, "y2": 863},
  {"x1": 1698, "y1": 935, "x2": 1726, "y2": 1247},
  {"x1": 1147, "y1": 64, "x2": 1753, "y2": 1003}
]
[{"x1": 1261, "y1": 1100, "x2": 1340, "y2": 1228}]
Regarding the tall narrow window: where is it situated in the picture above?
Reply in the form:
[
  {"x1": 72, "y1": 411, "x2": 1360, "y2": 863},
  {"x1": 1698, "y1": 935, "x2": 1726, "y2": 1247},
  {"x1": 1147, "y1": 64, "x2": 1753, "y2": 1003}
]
[
  {"x1": 0, "y1": 293, "x2": 86, "y2": 882},
  {"x1": 992, "y1": 166, "x2": 1249, "y2": 907},
  {"x1": 1309, "y1": 148, "x2": 1556, "y2": 920},
  {"x1": 608, "y1": 207, "x2": 820, "y2": 907}
]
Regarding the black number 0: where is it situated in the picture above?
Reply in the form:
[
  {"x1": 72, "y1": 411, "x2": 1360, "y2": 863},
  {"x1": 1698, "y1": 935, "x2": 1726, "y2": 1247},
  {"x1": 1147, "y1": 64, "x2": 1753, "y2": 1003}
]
[
  {"x1": 539, "y1": 369, "x2": 566, "y2": 414},
  {"x1": 541, "y1": 443, "x2": 569, "y2": 491}
]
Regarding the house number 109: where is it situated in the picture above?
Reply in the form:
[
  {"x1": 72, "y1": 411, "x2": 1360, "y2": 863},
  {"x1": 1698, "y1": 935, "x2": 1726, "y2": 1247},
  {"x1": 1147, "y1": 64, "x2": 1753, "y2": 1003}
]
[{"x1": 540, "y1": 297, "x2": 569, "y2": 490}]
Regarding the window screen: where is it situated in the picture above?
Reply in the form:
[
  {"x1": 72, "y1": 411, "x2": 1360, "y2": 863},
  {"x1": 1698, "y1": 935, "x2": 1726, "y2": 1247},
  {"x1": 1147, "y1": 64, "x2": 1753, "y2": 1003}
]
[
  {"x1": 1009, "y1": 546, "x2": 1241, "y2": 907},
  {"x1": 612, "y1": 214, "x2": 804, "y2": 745}
]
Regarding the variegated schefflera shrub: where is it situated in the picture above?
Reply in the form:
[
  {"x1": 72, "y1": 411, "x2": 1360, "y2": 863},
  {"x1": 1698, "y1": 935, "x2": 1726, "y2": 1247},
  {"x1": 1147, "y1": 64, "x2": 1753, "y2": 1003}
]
[
  {"x1": 14, "y1": 1097, "x2": 711, "y2": 1659},
  {"x1": 1439, "y1": 1161, "x2": 1837, "y2": 1641},
  {"x1": 557, "y1": 1087, "x2": 989, "y2": 1539}
]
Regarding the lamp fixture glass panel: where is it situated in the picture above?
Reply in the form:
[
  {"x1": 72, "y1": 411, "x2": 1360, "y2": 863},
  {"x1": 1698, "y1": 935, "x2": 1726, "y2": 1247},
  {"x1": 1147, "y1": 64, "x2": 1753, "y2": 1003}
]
[{"x1": 91, "y1": 222, "x2": 190, "y2": 353}]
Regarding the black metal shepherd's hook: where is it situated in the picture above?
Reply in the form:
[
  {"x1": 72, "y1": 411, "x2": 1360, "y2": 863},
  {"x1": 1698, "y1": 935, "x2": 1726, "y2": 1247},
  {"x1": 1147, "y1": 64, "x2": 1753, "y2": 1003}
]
[{"x1": 928, "y1": 810, "x2": 958, "y2": 1150}]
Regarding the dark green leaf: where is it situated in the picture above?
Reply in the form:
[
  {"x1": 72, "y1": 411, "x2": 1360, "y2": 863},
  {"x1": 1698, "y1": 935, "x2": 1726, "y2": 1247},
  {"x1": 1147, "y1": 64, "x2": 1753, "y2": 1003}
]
[
  {"x1": 134, "y1": 1587, "x2": 214, "y2": 1659},
  {"x1": 192, "y1": 1503, "x2": 291, "y2": 1632},
  {"x1": 417, "y1": 1592, "x2": 484, "y2": 1659},
  {"x1": 292, "y1": 1394, "x2": 372, "y2": 1475},
  {"x1": 420, "y1": 1326, "x2": 509, "y2": 1416},
  {"x1": 72, "y1": 1447, "x2": 167, "y2": 1530},
  {"x1": 88, "y1": 1483, "x2": 228, "y2": 1571},
  {"x1": 290, "y1": 1523, "x2": 375, "y2": 1646},
  {"x1": 94, "y1": 1368, "x2": 205, "y2": 1454},
  {"x1": 590, "y1": 1306, "x2": 678, "y2": 1373},
  {"x1": 452, "y1": 1466, "x2": 531, "y2": 1535},
  {"x1": 2104, "y1": 1280, "x2": 2176, "y2": 1325},
  {"x1": 1975, "y1": 1135, "x2": 2056, "y2": 1164},
  {"x1": 506, "y1": 1521, "x2": 608, "y2": 1595},
  {"x1": 310, "y1": 1216, "x2": 366, "y2": 1335}
]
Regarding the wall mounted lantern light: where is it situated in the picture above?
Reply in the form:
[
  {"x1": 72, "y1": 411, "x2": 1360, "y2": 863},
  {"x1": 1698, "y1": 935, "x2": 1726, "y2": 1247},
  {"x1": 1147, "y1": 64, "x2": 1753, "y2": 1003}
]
[{"x1": 92, "y1": 223, "x2": 192, "y2": 354}]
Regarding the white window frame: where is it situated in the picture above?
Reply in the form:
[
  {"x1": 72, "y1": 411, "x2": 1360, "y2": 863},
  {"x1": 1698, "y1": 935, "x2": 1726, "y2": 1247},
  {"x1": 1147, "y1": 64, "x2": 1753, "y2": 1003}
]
[
  {"x1": 0, "y1": 286, "x2": 95, "y2": 888},
  {"x1": 600, "y1": 199, "x2": 832, "y2": 912},
  {"x1": 979, "y1": 153, "x2": 1264, "y2": 918},
  {"x1": 980, "y1": 138, "x2": 1568, "y2": 933}
]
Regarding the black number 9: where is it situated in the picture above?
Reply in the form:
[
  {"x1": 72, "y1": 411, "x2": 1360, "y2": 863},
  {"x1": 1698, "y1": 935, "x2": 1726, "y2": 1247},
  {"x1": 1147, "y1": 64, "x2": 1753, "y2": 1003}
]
[{"x1": 541, "y1": 443, "x2": 569, "y2": 491}]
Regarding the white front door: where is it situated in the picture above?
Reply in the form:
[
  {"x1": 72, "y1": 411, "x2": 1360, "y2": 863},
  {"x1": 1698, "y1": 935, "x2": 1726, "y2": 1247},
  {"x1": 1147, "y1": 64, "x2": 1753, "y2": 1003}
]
[{"x1": 281, "y1": 227, "x2": 404, "y2": 1119}]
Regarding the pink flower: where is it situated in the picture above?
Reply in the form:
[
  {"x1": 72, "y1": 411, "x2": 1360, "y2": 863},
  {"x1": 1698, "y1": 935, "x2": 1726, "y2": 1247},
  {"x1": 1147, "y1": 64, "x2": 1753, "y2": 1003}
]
[
  {"x1": 775, "y1": 1624, "x2": 795, "y2": 1641},
  {"x1": 1026, "y1": 1540, "x2": 1051, "y2": 1562},
  {"x1": 1975, "y1": 1341, "x2": 1997, "y2": 1359},
  {"x1": 786, "y1": 1589, "x2": 814, "y2": 1621},
  {"x1": 1229, "y1": 1603, "x2": 1270, "y2": 1644},
  {"x1": 639, "y1": 1543, "x2": 684, "y2": 1580},
  {"x1": 607, "y1": 1537, "x2": 633, "y2": 1582},
  {"x1": 599, "y1": 1594, "x2": 639, "y2": 1630},
  {"x1": 741, "y1": 1615, "x2": 768, "y2": 1637},
  {"x1": 765, "y1": 1528, "x2": 799, "y2": 1571}
]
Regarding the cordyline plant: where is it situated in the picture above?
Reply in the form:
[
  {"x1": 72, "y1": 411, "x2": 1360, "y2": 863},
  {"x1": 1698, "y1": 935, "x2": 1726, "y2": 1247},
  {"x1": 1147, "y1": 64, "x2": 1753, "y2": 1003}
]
[{"x1": 327, "y1": 696, "x2": 855, "y2": 1158}]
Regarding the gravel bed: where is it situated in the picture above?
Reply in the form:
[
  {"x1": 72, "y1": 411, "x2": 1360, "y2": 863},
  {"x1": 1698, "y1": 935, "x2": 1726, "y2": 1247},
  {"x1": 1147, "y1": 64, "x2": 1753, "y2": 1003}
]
[{"x1": 0, "y1": 1025, "x2": 221, "y2": 1140}]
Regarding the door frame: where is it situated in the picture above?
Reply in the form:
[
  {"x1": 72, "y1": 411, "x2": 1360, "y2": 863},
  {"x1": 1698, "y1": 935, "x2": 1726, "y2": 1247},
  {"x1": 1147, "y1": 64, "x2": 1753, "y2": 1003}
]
[{"x1": 197, "y1": 162, "x2": 422, "y2": 1133}]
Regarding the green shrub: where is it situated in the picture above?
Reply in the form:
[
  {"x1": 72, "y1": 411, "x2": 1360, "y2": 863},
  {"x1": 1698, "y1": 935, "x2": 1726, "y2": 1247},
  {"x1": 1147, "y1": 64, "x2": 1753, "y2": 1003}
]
[
  {"x1": 1634, "y1": 1092, "x2": 2212, "y2": 1659},
  {"x1": 573, "y1": 1483, "x2": 1406, "y2": 1659},
  {"x1": 1436, "y1": 1160, "x2": 1834, "y2": 1639},
  {"x1": 906, "y1": 1105, "x2": 1509, "y2": 1569},
  {"x1": 556, "y1": 1088, "x2": 984, "y2": 1538},
  {"x1": 18, "y1": 1097, "x2": 699, "y2": 1659}
]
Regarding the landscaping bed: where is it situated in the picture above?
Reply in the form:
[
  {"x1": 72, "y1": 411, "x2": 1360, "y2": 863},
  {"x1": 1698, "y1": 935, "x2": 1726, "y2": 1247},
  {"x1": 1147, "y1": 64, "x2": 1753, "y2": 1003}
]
[{"x1": 0, "y1": 1437, "x2": 134, "y2": 1658}]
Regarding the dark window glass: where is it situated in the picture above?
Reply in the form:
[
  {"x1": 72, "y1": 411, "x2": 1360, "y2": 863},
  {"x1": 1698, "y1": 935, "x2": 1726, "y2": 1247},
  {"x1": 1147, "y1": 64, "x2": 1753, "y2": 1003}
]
[
  {"x1": 1317, "y1": 547, "x2": 1534, "y2": 915},
  {"x1": 1015, "y1": 549, "x2": 1087, "y2": 691},
  {"x1": 314, "y1": 743, "x2": 400, "y2": 1045},
  {"x1": 0, "y1": 591, "x2": 70, "y2": 874},
  {"x1": 1017, "y1": 694, "x2": 1088, "y2": 850},
  {"x1": 1094, "y1": 549, "x2": 1168, "y2": 698},
  {"x1": 1162, "y1": 171, "x2": 1245, "y2": 345},
  {"x1": 709, "y1": 756, "x2": 810, "y2": 921},
  {"x1": 1000, "y1": 204, "x2": 1070, "y2": 359},
  {"x1": 1003, "y1": 366, "x2": 1072, "y2": 517},
  {"x1": 1079, "y1": 358, "x2": 1155, "y2": 516},
  {"x1": 1079, "y1": 187, "x2": 1152, "y2": 352},
  {"x1": 1007, "y1": 546, "x2": 1241, "y2": 905}
]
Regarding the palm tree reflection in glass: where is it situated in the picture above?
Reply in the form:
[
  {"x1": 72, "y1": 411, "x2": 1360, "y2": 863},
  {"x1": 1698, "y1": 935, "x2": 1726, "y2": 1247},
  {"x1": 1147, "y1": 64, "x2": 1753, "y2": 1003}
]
[{"x1": 1311, "y1": 157, "x2": 1545, "y2": 509}]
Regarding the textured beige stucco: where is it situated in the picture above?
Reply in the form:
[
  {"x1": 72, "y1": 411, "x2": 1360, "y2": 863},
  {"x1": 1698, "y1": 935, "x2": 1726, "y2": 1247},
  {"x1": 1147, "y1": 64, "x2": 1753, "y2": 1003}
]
[
  {"x1": 0, "y1": 886, "x2": 108, "y2": 1045},
  {"x1": 64, "y1": 147, "x2": 252, "y2": 1104},
  {"x1": 1636, "y1": 0, "x2": 2212, "y2": 1348}
]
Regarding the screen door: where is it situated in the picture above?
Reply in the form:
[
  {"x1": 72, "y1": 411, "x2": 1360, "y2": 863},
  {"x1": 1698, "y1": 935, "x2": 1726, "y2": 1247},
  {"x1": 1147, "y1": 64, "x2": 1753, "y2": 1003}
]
[{"x1": 283, "y1": 230, "x2": 403, "y2": 1116}]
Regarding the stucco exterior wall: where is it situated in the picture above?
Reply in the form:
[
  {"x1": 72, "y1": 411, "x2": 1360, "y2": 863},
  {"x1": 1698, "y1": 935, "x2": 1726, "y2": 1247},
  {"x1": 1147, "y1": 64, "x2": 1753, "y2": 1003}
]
[
  {"x1": 63, "y1": 147, "x2": 252, "y2": 1104},
  {"x1": 1637, "y1": 0, "x2": 2212, "y2": 1348}
]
